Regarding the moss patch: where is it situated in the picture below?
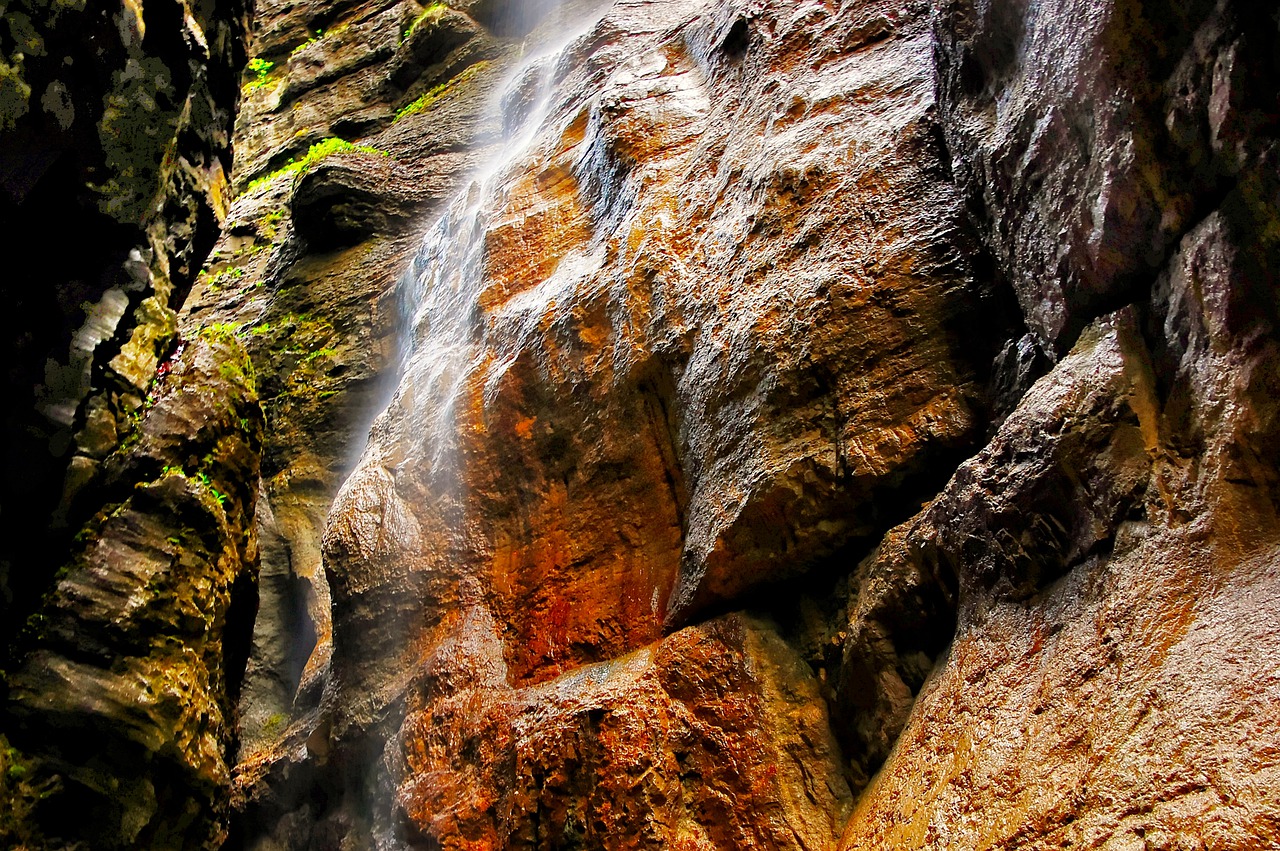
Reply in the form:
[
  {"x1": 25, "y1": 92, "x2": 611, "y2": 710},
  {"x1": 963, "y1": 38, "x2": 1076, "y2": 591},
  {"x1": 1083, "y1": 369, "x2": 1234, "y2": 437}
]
[
  {"x1": 0, "y1": 733, "x2": 56, "y2": 849},
  {"x1": 403, "y1": 2, "x2": 449, "y2": 42},
  {"x1": 395, "y1": 60, "x2": 492, "y2": 123},
  {"x1": 247, "y1": 138, "x2": 389, "y2": 193},
  {"x1": 243, "y1": 56, "x2": 276, "y2": 94}
]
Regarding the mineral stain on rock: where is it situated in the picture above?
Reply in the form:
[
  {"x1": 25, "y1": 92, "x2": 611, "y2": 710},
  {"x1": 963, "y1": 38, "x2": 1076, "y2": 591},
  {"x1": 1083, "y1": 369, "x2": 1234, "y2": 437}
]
[{"x1": 1, "y1": 0, "x2": 1278, "y2": 848}]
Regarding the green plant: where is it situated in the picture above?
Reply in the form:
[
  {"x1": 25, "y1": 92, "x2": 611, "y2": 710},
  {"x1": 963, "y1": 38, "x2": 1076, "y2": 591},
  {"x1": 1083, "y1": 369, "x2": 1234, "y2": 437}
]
[
  {"x1": 260, "y1": 208, "x2": 287, "y2": 240},
  {"x1": 202, "y1": 265, "x2": 248, "y2": 292},
  {"x1": 194, "y1": 472, "x2": 228, "y2": 506},
  {"x1": 200, "y1": 322, "x2": 242, "y2": 340},
  {"x1": 291, "y1": 29, "x2": 323, "y2": 56},
  {"x1": 1, "y1": 733, "x2": 55, "y2": 847},
  {"x1": 394, "y1": 60, "x2": 490, "y2": 122},
  {"x1": 244, "y1": 57, "x2": 276, "y2": 93},
  {"x1": 246, "y1": 138, "x2": 389, "y2": 193},
  {"x1": 403, "y1": 3, "x2": 447, "y2": 41},
  {"x1": 303, "y1": 346, "x2": 338, "y2": 363}
]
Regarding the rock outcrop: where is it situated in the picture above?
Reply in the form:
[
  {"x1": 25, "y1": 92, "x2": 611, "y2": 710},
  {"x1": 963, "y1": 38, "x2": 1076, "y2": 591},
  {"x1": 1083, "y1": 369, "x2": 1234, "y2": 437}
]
[
  {"x1": 0, "y1": 0, "x2": 251, "y2": 846},
  {"x1": 209, "y1": 0, "x2": 1279, "y2": 847},
  {"x1": 0, "y1": 0, "x2": 248, "y2": 640},
  {"x1": 2, "y1": 330, "x2": 264, "y2": 848},
  {"x1": 2, "y1": 0, "x2": 1278, "y2": 847}
]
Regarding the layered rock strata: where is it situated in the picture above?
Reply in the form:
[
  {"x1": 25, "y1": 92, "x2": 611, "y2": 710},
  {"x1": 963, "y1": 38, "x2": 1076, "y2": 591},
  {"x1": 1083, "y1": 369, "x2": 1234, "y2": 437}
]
[
  {"x1": 1, "y1": 0, "x2": 1277, "y2": 847},
  {"x1": 213, "y1": 0, "x2": 1279, "y2": 847},
  {"x1": 0, "y1": 0, "x2": 251, "y2": 846},
  {"x1": 0, "y1": 0, "x2": 248, "y2": 639},
  {"x1": 2, "y1": 330, "x2": 264, "y2": 848}
]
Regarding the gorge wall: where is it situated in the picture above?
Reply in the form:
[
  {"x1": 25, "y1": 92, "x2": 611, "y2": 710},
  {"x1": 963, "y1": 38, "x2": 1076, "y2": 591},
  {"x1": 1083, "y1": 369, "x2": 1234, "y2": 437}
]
[{"x1": 1, "y1": 0, "x2": 1278, "y2": 848}]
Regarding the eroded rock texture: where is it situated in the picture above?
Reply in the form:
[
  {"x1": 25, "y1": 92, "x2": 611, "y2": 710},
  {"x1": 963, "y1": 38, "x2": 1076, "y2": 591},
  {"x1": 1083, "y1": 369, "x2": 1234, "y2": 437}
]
[
  {"x1": 0, "y1": 0, "x2": 249, "y2": 638},
  {"x1": 210, "y1": 0, "x2": 1280, "y2": 847},
  {"x1": 177, "y1": 0, "x2": 520, "y2": 816},
  {"x1": 3, "y1": 0, "x2": 1277, "y2": 846},
  {"x1": 836, "y1": 0, "x2": 1280, "y2": 845},
  {"x1": 0, "y1": 0, "x2": 253, "y2": 847},
  {"x1": 2, "y1": 330, "x2": 264, "y2": 848}
]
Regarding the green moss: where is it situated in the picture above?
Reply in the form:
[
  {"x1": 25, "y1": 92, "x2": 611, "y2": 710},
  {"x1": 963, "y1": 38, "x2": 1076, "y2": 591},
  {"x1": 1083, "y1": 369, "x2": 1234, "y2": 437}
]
[
  {"x1": 394, "y1": 60, "x2": 491, "y2": 122},
  {"x1": 403, "y1": 2, "x2": 448, "y2": 41},
  {"x1": 0, "y1": 57, "x2": 32, "y2": 131},
  {"x1": 0, "y1": 732, "x2": 55, "y2": 848},
  {"x1": 246, "y1": 138, "x2": 390, "y2": 193},
  {"x1": 260, "y1": 209, "x2": 287, "y2": 241},
  {"x1": 302, "y1": 346, "x2": 338, "y2": 363},
  {"x1": 291, "y1": 29, "x2": 323, "y2": 56},
  {"x1": 262, "y1": 712, "x2": 288, "y2": 737},
  {"x1": 200, "y1": 322, "x2": 242, "y2": 341},
  {"x1": 243, "y1": 310, "x2": 349, "y2": 413},
  {"x1": 243, "y1": 57, "x2": 277, "y2": 94},
  {"x1": 218, "y1": 360, "x2": 248, "y2": 384},
  {"x1": 198, "y1": 264, "x2": 248, "y2": 292}
]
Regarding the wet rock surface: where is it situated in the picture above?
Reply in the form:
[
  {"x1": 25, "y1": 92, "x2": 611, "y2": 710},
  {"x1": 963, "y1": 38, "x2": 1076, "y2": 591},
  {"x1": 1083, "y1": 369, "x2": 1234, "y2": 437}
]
[
  {"x1": 0, "y1": 0, "x2": 251, "y2": 845},
  {"x1": 218, "y1": 0, "x2": 1279, "y2": 847},
  {"x1": 1, "y1": 0, "x2": 1277, "y2": 846},
  {"x1": 837, "y1": 0, "x2": 1280, "y2": 843},
  {"x1": 1, "y1": 331, "x2": 264, "y2": 849},
  {"x1": 385, "y1": 612, "x2": 848, "y2": 849},
  {"x1": 272, "y1": 0, "x2": 1011, "y2": 843},
  {"x1": 0, "y1": 0, "x2": 248, "y2": 646}
]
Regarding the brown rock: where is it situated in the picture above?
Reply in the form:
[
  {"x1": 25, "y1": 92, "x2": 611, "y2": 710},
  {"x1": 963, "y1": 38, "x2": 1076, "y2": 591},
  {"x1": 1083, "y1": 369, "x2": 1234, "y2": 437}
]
[
  {"x1": 933, "y1": 0, "x2": 1280, "y2": 349},
  {"x1": 48, "y1": 0, "x2": 1268, "y2": 845},
  {"x1": 1, "y1": 330, "x2": 264, "y2": 849},
  {"x1": 325, "y1": 0, "x2": 1011, "y2": 720},
  {"x1": 395, "y1": 612, "x2": 851, "y2": 849},
  {"x1": 187, "y1": 1, "x2": 517, "y2": 830},
  {"x1": 838, "y1": 208, "x2": 1280, "y2": 845},
  {"x1": 0, "y1": 0, "x2": 248, "y2": 653}
]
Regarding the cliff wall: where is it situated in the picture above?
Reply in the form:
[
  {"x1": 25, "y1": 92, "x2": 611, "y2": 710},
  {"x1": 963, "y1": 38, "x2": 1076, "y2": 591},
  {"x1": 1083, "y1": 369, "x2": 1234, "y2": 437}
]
[{"x1": 1, "y1": 0, "x2": 1277, "y2": 848}]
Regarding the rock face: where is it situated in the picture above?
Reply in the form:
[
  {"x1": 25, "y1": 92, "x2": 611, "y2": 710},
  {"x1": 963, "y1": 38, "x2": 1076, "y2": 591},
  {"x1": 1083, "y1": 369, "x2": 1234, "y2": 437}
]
[
  {"x1": 2, "y1": 330, "x2": 264, "y2": 849},
  {"x1": 3, "y1": 0, "x2": 1278, "y2": 847},
  {"x1": 835, "y1": 0, "x2": 1280, "y2": 845},
  {"x1": 0, "y1": 0, "x2": 248, "y2": 641},
  {"x1": 198, "y1": 0, "x2": 1279, "y2": 846},
  {"x1": 0, "y1": 0, "x2": 252, "y2": 847},
  {"x1": 212, "y1": 0, "x2": 1279, "y2": 847}
]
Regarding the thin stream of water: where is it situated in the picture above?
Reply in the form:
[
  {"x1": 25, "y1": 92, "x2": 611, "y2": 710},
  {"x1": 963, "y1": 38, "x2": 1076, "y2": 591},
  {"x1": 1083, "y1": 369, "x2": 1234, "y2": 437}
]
[{"x1": 391, "y1": 1, "x2": 613, "y2": 480}]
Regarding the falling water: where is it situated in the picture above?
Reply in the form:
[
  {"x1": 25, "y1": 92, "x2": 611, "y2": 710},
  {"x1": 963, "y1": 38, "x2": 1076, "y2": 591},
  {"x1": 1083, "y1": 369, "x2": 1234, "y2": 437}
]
[
  {"x1": 393, "y1": 0, "x2": 612, "y2": 477},
  {"x1": 341, "y1": 3, "x2": 616, "y2": 844}
]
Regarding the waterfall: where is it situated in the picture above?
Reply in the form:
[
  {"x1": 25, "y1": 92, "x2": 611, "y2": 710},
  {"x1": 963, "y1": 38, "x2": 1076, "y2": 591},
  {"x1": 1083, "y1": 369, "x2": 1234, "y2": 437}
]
[
  {"x1": 330, "y1": 5, "x2": 618, "y2": 843},
  {"x1": 390, "y1": 1, "x2": 613, "y2": 483}
]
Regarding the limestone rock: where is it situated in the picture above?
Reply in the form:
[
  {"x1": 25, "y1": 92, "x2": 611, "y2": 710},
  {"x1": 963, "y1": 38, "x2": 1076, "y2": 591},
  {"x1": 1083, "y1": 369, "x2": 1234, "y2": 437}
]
[
  {"x1": 394, "y1": 614, "x2": 850, "y2": 849},
  {"x1": 1, "y1": 331, "x2": 265, "y2": 849},
  {"x1": 231, "y1": 0, "x2": 1279, "y2": 846},
  {"x1": 933, "y1": 0, "x2": 1280, "y2": 349},
  {"x1": 0, "y1": 0, "x2": 249, "y2": 654},
  {"x1": 837, "y1": 199, "x2": 1280, "y2": 850},
  {"x1": 826, "y1": 1, "x2": 1280, "y2": 838},
  {"x1": 3, "y1": 0, "x2": 1273, "y2": 845},
  {"x1": 327, "y1": 0, "x2": 1010, "y2": 711},
  {"x1": 180, "y1": 0, "x2": 520, "y2": 829}
]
